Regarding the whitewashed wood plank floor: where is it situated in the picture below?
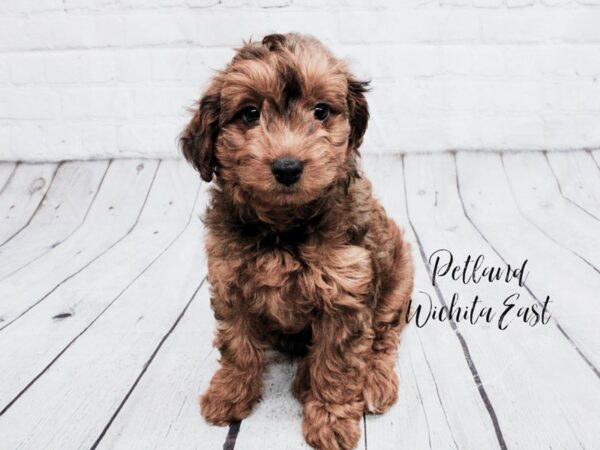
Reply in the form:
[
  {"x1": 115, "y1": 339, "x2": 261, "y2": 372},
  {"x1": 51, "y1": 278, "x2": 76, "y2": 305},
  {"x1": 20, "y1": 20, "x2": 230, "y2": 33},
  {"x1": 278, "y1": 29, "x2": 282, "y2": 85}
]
[{"x1": 0, "y1": 152, "x2": 598, "y2": 450}]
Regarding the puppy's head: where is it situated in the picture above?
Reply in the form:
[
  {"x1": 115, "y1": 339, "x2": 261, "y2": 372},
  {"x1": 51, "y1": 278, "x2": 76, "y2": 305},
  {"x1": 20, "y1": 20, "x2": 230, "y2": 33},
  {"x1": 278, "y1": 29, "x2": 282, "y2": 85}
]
[{"x1": 180, "y1": 33, "x2": 369, "y2": 209}]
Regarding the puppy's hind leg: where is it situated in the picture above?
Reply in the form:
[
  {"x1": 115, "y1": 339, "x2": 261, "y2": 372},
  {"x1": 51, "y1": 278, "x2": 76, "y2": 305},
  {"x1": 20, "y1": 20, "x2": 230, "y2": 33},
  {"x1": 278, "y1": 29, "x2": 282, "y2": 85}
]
[{"x1": 364, "y1": 232, "x2": 414, "y2": 414}]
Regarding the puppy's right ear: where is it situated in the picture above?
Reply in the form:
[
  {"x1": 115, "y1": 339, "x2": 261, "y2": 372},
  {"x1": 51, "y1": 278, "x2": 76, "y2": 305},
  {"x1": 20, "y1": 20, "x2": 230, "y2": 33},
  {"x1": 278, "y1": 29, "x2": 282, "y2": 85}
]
[{"x1": 180, "y1": 86, "x2": 221, "y2": 182}]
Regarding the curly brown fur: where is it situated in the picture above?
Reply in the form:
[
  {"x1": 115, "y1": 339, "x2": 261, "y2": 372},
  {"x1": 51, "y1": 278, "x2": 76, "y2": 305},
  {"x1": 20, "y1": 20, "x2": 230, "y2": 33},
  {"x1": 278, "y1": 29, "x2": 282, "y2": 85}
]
[{"x1": 181, "y1": 33, "x2": 414, "y2": 450}]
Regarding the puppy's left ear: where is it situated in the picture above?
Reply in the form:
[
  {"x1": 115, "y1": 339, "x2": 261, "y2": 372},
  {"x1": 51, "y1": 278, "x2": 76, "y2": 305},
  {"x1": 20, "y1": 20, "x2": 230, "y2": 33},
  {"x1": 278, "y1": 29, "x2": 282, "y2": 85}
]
[
  {"x1": 179, "y1": 84, "x2": 221, "y2": 182},
  {"x1": 347, "y1": 77, "x2": 370, "y2": 153}
]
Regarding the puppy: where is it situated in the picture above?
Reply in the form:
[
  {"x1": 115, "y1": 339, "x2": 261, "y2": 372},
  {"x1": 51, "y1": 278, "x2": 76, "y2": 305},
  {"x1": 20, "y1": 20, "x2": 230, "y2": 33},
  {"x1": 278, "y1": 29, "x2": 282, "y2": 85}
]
[{"x1": 181, "y1": 33, "x2": 414, "y2": 450}]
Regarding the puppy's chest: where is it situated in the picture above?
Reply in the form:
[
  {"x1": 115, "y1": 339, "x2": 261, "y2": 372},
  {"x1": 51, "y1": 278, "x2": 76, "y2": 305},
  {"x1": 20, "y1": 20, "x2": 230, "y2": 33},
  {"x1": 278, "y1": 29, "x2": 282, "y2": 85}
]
[
  {"x1": 213, "y1": 239, "x2": 373, "y2": 332},
  {"x1": 239, "y1": 247, "x2": 318, "y2": 331}
]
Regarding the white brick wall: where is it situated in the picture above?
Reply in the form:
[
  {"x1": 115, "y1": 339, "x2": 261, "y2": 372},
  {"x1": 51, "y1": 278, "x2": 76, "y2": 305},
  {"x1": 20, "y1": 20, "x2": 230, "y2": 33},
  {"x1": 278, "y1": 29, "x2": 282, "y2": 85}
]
[{"x1": 1, "y1": 0, "x2": 600, "y2": 160}]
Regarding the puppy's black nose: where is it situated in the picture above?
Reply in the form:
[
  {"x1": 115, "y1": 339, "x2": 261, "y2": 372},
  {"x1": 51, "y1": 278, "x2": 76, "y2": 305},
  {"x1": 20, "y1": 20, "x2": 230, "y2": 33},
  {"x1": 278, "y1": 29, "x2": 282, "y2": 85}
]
[{"x1": 271, "y1": 157, "x2": 303, "y2": 186}]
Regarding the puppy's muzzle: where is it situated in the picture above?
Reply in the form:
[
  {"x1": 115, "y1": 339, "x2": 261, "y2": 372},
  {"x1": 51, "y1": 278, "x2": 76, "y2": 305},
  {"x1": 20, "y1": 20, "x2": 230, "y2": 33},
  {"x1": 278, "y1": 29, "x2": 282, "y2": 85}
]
[{"x1": 271, "y1": 157, "x2": 303, "y2": 186}]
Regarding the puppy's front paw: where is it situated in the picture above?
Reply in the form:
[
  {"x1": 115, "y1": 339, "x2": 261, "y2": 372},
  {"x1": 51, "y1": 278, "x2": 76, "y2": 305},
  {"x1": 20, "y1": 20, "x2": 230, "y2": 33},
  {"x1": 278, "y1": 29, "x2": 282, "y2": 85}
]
[
  {"x1": 303, "y1": 398, "x2": 363, "y2": 450},
  {"x1": 200, "y1": 369, "x2": 261, "y2": 425},
  {"x1": 363, "y1": 358, "x2": 398, "y2": 414}
]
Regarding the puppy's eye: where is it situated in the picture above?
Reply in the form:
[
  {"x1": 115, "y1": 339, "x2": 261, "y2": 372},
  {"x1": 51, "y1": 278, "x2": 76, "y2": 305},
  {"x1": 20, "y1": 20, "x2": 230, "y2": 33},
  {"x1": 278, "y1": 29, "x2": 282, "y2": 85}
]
[
  {"x1": 239, "y1": 106, "x2": 260, "y2": 124},
  {"x1": 314, "y1": 103, "x2": 330, "y2": 122}
]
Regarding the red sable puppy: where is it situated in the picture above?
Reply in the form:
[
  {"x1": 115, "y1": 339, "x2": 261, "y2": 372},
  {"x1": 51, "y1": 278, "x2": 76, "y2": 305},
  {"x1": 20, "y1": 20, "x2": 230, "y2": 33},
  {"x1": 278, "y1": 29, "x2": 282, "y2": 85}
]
[{"x1": 181, "y1": 33, "x2": 414, "y2": 450}]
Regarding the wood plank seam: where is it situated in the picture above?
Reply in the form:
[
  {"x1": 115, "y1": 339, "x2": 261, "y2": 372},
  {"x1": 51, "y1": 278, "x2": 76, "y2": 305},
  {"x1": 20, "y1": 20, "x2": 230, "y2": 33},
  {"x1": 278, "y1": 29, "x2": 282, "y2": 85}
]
[
  {"x1": 362, "y1": 415, "x2": 367, "y2": 450},
  {"x1": 0, "y1": 163, "x2": 18, "y2": 195},
  {"x1": 590, "y1": 150, "x2": 600, "y2": 171},
  {"x1": 0, "y1": 160, "x2": 113, "y2": 283},
  {"x1": 415, "y1": 331, "x2": 459, "y2": 449},
  {"x1": 223, "y1": 420, "x2": 242, "y2": 450},
  {"x1": 498, "y1": 154, "x2": 600, "y2": 276},
  {"x1": 453, "y1": 155, "x2": 600, "y2": 380},
  {"x1": 90, "y1": 277, "x2": 208, "y2": 449},
  {"x1": 0, "y1": 180, "x2": 201, "y2": 416},
  {"x1": 401, "y1": 155, "x2": 509, "y2": 450},
  {"x1": 0, "y1": 162, "x2": 160, "y2": 334},
  {"x1": 543, "y1": 152, "x2": 600, "y2": 223},
  {"x1": 0, "y1": 162, "x2": 61, "y2": 248},
  {"x1": 408, "y1": 348, "x2": 432, "y2": 449}
]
